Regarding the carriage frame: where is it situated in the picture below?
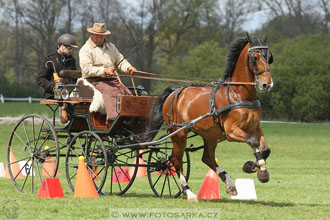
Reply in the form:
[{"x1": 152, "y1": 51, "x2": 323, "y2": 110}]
[{"x1": 6, "y1": 70, "x2": 203, "y2": 198}]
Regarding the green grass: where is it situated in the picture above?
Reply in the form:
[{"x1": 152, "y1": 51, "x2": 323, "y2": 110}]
[
  {"x1": 0, "y1": 104, "x2": 329, "y2": 219},
  {"x1": 0, "y1": 102, "x2": 55, "y2": 118}
]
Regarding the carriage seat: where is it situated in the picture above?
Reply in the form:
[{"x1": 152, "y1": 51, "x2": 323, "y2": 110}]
[{"x1": 59, "y1": 70, "x2": 106, "y2": 114}]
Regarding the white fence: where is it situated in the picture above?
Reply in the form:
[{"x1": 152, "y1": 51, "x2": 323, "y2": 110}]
[{"x1": 0, "y1": 94, "x2": 43, "y2": 103}]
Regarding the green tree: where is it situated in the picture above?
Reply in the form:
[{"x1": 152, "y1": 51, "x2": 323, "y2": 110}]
[
  {"x1": 259, "y1": 34, "x2": 330, "y2": 121},
  {"x1": 152, "y1": 41, "x2": 226, "y2": 92}
]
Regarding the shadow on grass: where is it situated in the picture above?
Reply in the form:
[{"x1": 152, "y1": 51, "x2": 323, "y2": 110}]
[
  {"x1": 100, "y1": 192, "x2": 190, "y2": 201},
  {"x1": 203, "y1": 198, "x2": 295, "y2": 207},
  {"x1": 204, "y1": 199, "x2": 330, "y2": 208},
  {"x1": 106, "y1": 193, "x2": 298, "y2": 207},
  {"x1": 98, "y1": 191, "x2": 329, "y2": 208}
]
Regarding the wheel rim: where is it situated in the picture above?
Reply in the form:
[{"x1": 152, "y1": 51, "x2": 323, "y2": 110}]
[
  {"x1": 7, "y1": 114, "x2": 59, "y2": 193},
  {"x1": 147, "y1": 141, "x2": 190, "y2": 198},
  {"x1": 65, "y1": 131, "x2": 108, "y2": 193}
]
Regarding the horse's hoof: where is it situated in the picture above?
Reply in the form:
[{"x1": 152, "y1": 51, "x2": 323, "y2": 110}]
[
  {"x1": 186, "y1": 190, "x2": 198, "y2": 202},
  {"x1": 187, "y1": 196, "x2": 198, "y2": 203},
  {"x1": 257, "y1": 169, "x2": 269, "y2": 183},
  {"x1": 242, "y1": 161, "x2": 258, "y2": 173},
  {"x1": 226, "y1": 185, "x2": 237, "y2": 196}
]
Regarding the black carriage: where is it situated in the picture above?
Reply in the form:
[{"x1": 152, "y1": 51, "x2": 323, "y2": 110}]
[{"x1": 6, "y1": 70, "x2": 192, "y2": 198}]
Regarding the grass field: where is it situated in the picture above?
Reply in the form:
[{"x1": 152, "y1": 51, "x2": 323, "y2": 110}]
[
  {"x1": 0, "y1": 102, "x2": 54, "y2": 118},
  {"x1": 0, "y1": 103, "x2": 329, "y2": 219}
]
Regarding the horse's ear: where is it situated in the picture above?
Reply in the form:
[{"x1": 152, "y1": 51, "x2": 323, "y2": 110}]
[
  {"x1": 269, "y1": 51, "x2": 274, "y2": 64},
  {"x1": 262, "y1": 34, "x2": 267, "y2": 43},
  {"x1": 246, "y1": 32, "x2": 251, "y2": 43}
]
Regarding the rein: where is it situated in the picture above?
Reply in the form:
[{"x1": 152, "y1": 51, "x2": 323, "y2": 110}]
[
  {"x1": 121, "y1": 70, "x2": 256, "y2": 86},
  {"x1": 120, "y1": 73, "x2": 214, "y2": 85},
  {"x1": 223, "y1": 81, "x2": 256, "y2": 86},
  {"x1": 135, "y1": 70, "x2": 215, "y2": 82}
]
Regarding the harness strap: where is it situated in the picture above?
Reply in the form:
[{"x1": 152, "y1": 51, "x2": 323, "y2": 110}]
[
  {"x1": 229, "y1": 85, "x2": 240, "y2": 102},
  {"x1": 209, "y1": 81, "x2": 227, "y2": 137},
  {"x1": 167, "y1": 84, "x2": 207, "y2": 124},
  {"x1": 214, "y1": 100, "x2": 261, "y2": 115},
  {"x1": 256, "y1": 68, "x2": 270, "y2": 76},
  {"x1": 209, "y1": 81, "x2": 261, "y2": 138}
]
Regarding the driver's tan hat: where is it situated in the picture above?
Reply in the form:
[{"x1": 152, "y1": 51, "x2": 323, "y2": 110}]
[{"x1": 87, "y1": 23, "x2": 111, "y2": 35}]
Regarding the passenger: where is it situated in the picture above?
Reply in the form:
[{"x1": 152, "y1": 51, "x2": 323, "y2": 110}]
[
  {"x1": 36, "y1": 33, "x2": 78, "y2": 123},
  {"x1": 79, "y1": 23, "x2": 137, "y2": 124}
]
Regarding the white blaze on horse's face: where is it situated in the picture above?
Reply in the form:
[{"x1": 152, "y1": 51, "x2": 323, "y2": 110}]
[{"x1": 257, "y1": 69, "x2": 273, "y2": 92}]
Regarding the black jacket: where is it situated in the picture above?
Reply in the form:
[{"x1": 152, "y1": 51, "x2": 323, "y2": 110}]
[{"x1": 36, "y1": 51, "x2": 77, "y2": 99}]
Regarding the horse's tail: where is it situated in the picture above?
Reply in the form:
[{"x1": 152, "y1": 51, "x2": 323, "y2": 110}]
[{"x1": 139, "y1": 86, "x2": 177, "y2": 142}]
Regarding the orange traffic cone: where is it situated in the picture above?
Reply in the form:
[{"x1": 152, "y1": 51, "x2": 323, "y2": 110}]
[
  {"x1": 197, "y1": 168, "x2": 221, "y2": 200},
  {"x1": 129, "y1": 150, "x2": 146, "y2": 177},
  {"x1": 112, "y1": 168, "x2": 130, "y2": 183},
  {"x1": 42, "y1": 146, "x2": 59, "y2": 177},
  {"x1": 42, "y1": 157, "x2": 60, "y2": 177},
  {"x1": 73, "y1": 156, "x2": 99, "y2": 198},
  {"x1": 5, "y1": 148, "x2": 24, "y2": 179}
]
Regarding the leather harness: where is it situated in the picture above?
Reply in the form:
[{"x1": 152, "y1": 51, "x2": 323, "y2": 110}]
[
  {"x1": 166, "y1": 44, "x2": 269, "y2": 137},
  {"x1": 209, "y1": 81, "x2": 261, "y2": 138}
]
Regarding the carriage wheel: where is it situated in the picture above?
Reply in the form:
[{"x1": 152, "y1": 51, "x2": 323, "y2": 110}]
[
  {"x1": 65, "y1": 131, "x2": 108, "y2": 193},
  {"x1": 7, "y1": 114, "x2": 59, "y2": 193},
  {"x1": 147, "y1": 137, "x2": 190, "y2": 198},
  {"x1": 101, "y1": 139, "x2": 140, "y2": 196}
]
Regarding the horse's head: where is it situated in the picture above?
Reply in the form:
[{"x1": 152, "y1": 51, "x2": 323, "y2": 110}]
[{"x1": 246, "y1": 33, "x2": 273, "y2": 92}]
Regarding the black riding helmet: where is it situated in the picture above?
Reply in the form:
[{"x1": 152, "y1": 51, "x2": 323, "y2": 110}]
[{"x1": 57, "y1": 34, "x2": 78, "y2": 48}]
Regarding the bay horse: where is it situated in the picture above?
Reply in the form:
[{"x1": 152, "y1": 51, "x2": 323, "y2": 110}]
[{"x1": 146, "y1": 33, "x2": 273, "y2": 202}]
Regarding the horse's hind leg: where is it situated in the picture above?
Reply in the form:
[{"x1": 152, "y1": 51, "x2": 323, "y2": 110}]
[
  {"x1": 170, "y1": 130, "x2": 198, "y2": 202},
  {"x1": 201, "y1": 138, "x2": 237, "y2": 196}
]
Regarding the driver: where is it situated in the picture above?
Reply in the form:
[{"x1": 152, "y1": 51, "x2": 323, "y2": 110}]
[{"x1": 79, "y1": 23, "x2": 137, "y2": 125}]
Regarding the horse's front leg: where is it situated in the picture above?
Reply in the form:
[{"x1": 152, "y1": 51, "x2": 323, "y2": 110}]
[
  {"x1": 253, "y1": 126, "x2": 270, "y2": 182},
  {"x1": 258, "y1": 126, "x2": 271, "y2": 160},
  {"x1": 226, "y1": 125, "x2": 270, "y2": 183}
]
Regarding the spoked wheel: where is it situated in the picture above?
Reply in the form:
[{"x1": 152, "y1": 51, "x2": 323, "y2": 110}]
[
  {"x1": 7, "y1": 114, "x2": 59, "y2": 193},
  {"x1": 102, "y1": 139, "x2": 140, "y2": 195},
  {"x1": 65, "y1": 131, "x2": 108, "y2": 193},
  {"x1": 147, "y1": 137, "x2": 190, "y2": 198}
]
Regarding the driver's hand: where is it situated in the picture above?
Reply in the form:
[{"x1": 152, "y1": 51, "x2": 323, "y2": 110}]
[
  {"x1": 128, "y1": 66, "x2": 137, "y2": 75},
  {"x1": 105, "y1": 66, "x2": 115, "y2": 75}
]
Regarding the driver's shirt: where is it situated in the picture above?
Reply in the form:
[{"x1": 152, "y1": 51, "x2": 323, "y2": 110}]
[{"x1": 79, "y1": 38, "x2": 132, "y2": 78}]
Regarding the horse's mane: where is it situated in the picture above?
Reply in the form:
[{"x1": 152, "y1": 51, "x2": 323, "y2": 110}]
[{"x1": 223, "y1": 37, "x2": 249, "y2": 81}]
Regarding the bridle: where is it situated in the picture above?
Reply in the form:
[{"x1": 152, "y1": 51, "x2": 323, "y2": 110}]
[
  {"x1": 223, "y1": 45, "x2": 271, "y2": 86},
  {"x1": 247, "y1": 45, "x2": 270, "y2": 77}
]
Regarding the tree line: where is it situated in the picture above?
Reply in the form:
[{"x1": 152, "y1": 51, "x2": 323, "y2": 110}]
[{"x1": 0, "y1": 0, "x2": 329, "y2": 122}]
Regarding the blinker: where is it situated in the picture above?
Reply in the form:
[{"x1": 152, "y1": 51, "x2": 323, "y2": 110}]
[{"x1": 248, "y1": 46, "x2": 269, "y2": 63}]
